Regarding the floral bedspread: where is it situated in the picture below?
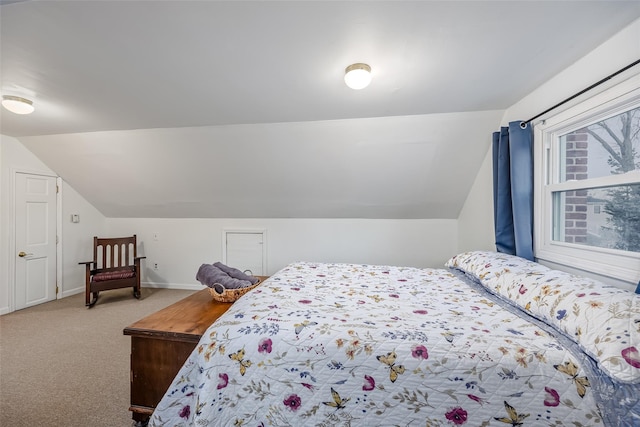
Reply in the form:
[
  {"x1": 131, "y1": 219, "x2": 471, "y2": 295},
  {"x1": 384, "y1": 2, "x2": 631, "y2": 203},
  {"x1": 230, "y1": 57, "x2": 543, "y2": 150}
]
[
  {"x1": 446, "y1": 250, "x2": 640, "y2": 426},
  {"x1": 149, "y1": 262, "x2": 604, "y2": 426}
]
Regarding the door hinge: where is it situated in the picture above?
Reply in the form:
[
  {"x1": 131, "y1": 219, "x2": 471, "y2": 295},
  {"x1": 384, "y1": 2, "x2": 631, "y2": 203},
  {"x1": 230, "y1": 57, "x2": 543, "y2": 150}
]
[
  {"x1": 56, "y1": 235, "x2": 59, "y2": 244},
  {"x1": 56, "y1": 184, "x2": 59, "y2": 193},
  {"x1": 56, "y1": 284, "x2": 59, "y2": 294}
]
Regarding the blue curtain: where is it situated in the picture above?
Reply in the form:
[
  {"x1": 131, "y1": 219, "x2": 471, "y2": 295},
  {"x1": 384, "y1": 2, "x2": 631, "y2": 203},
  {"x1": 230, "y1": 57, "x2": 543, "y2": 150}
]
[{"x1": 492, "y1": 121, "x2": 534, "y2": 261}]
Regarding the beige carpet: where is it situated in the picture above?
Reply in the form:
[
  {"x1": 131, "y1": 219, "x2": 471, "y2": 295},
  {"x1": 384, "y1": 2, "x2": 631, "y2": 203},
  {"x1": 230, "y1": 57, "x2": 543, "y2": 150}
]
[{"x1": 0, "y1": 287, "x2": 195, "y2": 427}]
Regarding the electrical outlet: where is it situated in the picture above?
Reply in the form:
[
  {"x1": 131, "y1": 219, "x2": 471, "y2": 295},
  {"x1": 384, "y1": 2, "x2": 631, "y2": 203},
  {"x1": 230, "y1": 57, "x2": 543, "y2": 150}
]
[
  {"x1": 153, "y1": 262, "x2": 159, "y2": 270},
  {"x1": 153, "y1": 232, "x2": 160, "y2": 241}
]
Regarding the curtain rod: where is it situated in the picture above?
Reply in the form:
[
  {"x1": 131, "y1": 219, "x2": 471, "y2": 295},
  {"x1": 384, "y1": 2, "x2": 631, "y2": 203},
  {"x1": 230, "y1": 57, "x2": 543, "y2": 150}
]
[{"x1": 520, "y1": 58, "x2": 640, "y2": 129}]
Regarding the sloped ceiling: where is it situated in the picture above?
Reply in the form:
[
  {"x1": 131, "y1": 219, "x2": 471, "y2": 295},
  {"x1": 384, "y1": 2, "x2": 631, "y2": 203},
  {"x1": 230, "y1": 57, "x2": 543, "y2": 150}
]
[{"x1": 2, "y1": 1, "x2": 640, "y2": 219}]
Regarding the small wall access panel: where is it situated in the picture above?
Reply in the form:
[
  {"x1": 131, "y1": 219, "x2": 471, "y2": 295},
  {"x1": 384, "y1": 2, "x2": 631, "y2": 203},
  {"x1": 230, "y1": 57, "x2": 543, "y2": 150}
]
[{"x1": 223, "y1": 230, "x2": 266, "y2": 276}]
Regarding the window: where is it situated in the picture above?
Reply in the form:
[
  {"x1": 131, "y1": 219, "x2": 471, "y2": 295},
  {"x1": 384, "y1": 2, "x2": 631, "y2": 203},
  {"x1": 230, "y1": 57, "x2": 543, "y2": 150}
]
[{"x1": 534, "y1": 74, "x2": 640, "y2": 283}]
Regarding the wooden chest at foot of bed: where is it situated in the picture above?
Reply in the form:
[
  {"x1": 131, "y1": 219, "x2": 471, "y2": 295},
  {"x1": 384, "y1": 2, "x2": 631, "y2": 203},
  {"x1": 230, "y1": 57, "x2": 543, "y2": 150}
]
[{"x1": 123, "y1": 279, "x2": 267, "y2": 424}]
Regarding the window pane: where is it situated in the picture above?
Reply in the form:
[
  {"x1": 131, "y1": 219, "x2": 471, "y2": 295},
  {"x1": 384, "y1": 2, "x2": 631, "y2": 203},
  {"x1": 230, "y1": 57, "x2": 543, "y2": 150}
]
[
  {"x1": 552, "y1": 184, "x2": 640, "y2": 252},
  {"x1": 558, "y1": 106, "x2": 640, "y2": 182}
]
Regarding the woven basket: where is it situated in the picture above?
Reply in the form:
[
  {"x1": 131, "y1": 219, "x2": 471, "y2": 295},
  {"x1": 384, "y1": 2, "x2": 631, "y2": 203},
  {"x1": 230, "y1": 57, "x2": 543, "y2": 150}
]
[{"x1": 207, "y1": 277, "x2": 262, "y2": 303}]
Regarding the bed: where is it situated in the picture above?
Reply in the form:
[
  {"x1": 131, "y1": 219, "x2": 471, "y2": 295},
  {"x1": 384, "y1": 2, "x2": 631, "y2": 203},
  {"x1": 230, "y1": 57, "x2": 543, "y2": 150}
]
[{"x1": 148, "y1": 251, "x2": 639, "y2": 426}]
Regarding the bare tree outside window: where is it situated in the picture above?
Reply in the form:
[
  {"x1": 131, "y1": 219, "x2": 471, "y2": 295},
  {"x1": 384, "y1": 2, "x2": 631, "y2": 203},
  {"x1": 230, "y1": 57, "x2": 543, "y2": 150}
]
[
  {"x1": 555, "y1": 106, "x2": 640, "y2": 253},
  {"x1": 587, "y1": 109, "x2": 640, "y2": 175},
  {"x1": 587, "y1": 108, "x2": 640, "y2": 252}
]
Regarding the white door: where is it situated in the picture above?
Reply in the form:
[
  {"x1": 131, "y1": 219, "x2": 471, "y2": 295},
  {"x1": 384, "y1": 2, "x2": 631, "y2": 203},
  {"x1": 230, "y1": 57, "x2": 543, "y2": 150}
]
[
  {"x1": 14, "y1": 173, "x2": 58, "y2": 310},
  {"x1": 224, "y1": 231, "x2": 266, "y2": 276}
]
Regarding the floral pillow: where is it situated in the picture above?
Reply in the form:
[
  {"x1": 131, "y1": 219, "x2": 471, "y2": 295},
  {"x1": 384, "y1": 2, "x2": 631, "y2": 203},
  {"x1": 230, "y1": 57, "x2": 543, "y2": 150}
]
[{"x1": 446, "y1": 250, "x2": 640, "y2": 384}]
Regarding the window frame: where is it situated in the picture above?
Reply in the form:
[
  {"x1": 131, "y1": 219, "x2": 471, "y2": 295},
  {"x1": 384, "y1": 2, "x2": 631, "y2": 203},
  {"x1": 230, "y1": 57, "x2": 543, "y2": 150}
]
[{"x1": 534, "y1": 73, "x2": 640, "y2": 284}]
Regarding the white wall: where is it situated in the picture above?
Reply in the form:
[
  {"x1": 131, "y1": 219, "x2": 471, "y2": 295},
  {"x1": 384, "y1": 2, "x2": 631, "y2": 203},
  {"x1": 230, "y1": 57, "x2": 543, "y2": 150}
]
[
  {"x1": 458, "y1": 17, "x2": 640, "y2": 254},
  {"x1": 457, "y1": 147, "x2": 495, "y2": 253},
  {"x1": 59, "y1": 182, "x2": 108, "y2": 297},
  {"x1": 108, "y1": 218, "x2": 458, "y2": 289},
  {"x1": 0, "y1": 134, "x2": 107, "y2": 313}
]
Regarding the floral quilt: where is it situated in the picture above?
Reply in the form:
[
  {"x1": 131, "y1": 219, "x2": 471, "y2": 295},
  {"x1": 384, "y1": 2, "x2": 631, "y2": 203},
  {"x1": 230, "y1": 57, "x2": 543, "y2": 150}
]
[{"x1": 149, "y1": 261, "x2": 606, "y2": 427}]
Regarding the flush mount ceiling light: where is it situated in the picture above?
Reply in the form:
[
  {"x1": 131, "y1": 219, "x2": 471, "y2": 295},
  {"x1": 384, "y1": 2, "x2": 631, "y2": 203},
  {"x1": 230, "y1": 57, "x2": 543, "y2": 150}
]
[
  {"x1": 344, "y1": 63, "x2": 372, "y2": 90},
  {"x1": 2, "y1": 95, "x2": 35, "y2": 114}
]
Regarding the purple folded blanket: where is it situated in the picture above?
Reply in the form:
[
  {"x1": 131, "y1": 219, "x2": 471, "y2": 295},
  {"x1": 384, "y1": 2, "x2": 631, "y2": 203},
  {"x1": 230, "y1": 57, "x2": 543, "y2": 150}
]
[
  {"x1": 214, "y1": 262, "x2": 260, "y2": 284},
  {"x1": 196, "y1": 264, "x2": 253, "y2": 290}
]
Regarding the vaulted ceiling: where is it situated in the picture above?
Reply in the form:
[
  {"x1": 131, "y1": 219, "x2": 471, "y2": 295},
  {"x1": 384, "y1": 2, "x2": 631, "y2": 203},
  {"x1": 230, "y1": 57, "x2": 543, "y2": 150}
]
[{"x1": 2, "y1": 1, "x2": 640, "y2": 218}]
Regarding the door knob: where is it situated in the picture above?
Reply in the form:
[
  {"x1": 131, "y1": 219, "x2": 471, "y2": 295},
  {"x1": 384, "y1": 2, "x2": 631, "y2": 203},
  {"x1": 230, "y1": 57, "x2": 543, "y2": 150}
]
[{"x1": 18, "y1": 251, "x2": 32, "y2": 257}]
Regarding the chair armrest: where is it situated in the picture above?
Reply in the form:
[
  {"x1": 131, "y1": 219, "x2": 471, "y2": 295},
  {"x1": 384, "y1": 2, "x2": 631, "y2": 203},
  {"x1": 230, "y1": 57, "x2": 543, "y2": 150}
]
[
  {"x1": 79, "y1": 261, "x2": 95, "y2": 272},
  {"x1": 79, "y1": 261, "x2": 95, "y2": 285},
  {"x1": 134, "y1": 256, "x2": 145, "y2": 270}
]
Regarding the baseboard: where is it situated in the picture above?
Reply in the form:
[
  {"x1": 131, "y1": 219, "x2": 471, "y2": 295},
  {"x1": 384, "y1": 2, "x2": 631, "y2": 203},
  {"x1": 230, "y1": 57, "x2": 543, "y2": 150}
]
[
  {"x1": 142, "y1": 282, "x2": 202, "y2": 291},
  {"x1": 60, "y1": 282, "x2": 202, "y2": 299},
  {"x1": 61, "y1": 287, "x2": 84, "y2": 298}
]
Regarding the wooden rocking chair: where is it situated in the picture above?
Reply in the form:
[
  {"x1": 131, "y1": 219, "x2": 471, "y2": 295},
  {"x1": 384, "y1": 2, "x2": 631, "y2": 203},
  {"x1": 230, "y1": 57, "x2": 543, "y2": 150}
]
[{"x1": 79, "y1": 235, "x2": 145, "y2": 308}]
